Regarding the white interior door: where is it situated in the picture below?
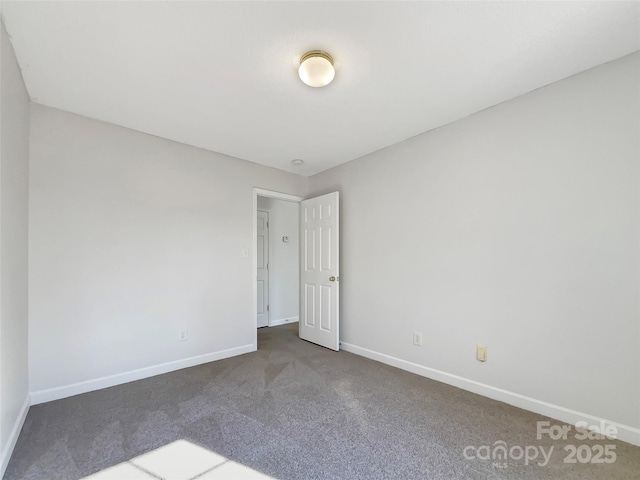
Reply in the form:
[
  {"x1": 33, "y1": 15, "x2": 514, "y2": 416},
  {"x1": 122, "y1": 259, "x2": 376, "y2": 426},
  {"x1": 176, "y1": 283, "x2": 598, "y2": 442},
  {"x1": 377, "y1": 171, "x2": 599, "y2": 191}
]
[
  {"x1": 299, "y1": 192, "x2": 339, "y2": 350},
  {"x1": 257, "y1": 210, "x2": 270, "y2": 328}
]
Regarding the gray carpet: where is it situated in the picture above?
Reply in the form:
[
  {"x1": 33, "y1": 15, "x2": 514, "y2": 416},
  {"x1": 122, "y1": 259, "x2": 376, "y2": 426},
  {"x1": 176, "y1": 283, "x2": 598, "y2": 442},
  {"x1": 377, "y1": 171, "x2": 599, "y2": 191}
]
[{"x1": 4, "y1": 324, "x2": 640, "y2": 479}]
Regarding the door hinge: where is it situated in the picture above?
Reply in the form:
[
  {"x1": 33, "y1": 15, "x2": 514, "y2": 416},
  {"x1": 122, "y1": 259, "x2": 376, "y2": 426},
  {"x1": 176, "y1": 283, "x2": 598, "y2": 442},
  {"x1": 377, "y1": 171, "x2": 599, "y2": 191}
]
[
  {"x1": 267, "y1": 263, "x2": 269, "y2": 270},
  {"x1": 267, "y1": 221, "x2": 269, "y2": 228},
  {"x1": 267, "y1": 305, "x2": 269, "y2": 311}
]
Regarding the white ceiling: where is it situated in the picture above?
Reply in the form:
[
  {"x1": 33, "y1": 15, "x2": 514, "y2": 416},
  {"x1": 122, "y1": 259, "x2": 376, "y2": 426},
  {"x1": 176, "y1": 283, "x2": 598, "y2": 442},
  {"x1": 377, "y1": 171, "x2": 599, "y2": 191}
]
[{"x1": 2, "y1": 1, "x2": 639, "y2": 176}]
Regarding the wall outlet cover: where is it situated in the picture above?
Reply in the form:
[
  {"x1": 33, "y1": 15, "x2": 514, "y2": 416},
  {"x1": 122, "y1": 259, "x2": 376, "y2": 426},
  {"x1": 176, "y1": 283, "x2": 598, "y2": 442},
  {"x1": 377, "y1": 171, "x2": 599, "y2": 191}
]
[{"x1": 179, "y1": 329, "x2": 188, "y2": 342}]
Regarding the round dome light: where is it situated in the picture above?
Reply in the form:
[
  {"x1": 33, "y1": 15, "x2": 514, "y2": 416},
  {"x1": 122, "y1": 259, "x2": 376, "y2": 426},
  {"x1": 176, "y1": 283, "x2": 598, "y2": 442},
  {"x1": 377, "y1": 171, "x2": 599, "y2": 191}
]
[{"x1": 298, "y1": 50, "x2": 335, "y2": 87}]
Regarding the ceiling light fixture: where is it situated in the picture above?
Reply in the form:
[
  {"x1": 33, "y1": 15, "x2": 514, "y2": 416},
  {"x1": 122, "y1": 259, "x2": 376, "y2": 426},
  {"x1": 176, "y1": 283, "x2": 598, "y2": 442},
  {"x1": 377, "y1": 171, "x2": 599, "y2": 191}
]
[
  {"x1": 291, "y1": 159, "x2": 304, "y2": 166},
  {"x1": 298, "y1": 50, "x2": 335, "y2": 87}
]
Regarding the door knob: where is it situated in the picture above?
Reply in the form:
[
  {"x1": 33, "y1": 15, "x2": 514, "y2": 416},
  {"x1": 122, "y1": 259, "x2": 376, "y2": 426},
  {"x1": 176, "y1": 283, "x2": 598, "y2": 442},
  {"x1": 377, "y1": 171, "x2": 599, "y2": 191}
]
[{"x1": 329, "y1": 276, "x2": 336, "y2": 282}]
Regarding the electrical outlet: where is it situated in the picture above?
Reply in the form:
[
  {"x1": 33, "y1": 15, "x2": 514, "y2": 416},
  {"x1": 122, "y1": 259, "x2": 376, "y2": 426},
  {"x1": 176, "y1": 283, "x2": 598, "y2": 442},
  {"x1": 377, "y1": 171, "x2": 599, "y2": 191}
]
[
  {"x1": 476, "y1": 345, "x2": 487, "y2": 362},
  {"x1": 413, "y1": 332, "x2": 423, "y2": 346},
  {"x1": 179, "y1": 329, "x2": 188, "y2": 342}
]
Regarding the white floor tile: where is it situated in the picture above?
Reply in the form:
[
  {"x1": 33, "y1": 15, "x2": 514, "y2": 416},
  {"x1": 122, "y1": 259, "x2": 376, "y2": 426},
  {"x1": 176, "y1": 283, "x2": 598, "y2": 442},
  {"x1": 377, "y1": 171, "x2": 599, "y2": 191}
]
[
  {"x1": 197, "y1": 461, "x2": 275, "y2": 479},
  {"x1": 81, "y1": 462, "x2": 157, "y2": 479},
  {"x1": 130, "y1": 440, "x2": 226, "y2": 480}
]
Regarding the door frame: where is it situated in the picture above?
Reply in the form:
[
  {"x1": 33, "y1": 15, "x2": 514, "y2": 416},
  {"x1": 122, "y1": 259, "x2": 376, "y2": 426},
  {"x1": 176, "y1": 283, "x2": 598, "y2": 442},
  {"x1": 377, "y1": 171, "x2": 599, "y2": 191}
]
[
  {"x1": 256, "y1": 210, "x2": 270, "y2": 328},
  {"x1": 252, "y1": 188, "x2": 304, "y2": 347}
]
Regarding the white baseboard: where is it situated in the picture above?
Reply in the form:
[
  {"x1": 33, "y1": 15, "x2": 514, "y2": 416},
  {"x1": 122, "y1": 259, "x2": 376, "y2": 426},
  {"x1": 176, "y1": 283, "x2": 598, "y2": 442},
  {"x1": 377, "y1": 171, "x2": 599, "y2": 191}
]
[
  {"x1": 30, "y1": 344, "x2": 255, "y2": 405},
  {"x1": 269, "y1": 317, "x2": 299, "y2": 327},
  {"x1": 340, "y1": 342, "x2": 640, "y2": 447},
  {"x1": 0, "y1": 395, "x2": 30, "y2": 478}
]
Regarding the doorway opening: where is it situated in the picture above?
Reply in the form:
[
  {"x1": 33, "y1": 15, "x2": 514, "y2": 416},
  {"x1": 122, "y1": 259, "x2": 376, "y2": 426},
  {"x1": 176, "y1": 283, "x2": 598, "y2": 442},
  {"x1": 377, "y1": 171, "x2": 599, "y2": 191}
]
[
  {"x1": 252, "y1": 189, "x2": 303, "y2": 348},
  {"x1": 256, "y1": 195, "x2": 300, "y2": 329},
  {"x1": 252, "y1": 188, "x2": 340, "y2": 352}
]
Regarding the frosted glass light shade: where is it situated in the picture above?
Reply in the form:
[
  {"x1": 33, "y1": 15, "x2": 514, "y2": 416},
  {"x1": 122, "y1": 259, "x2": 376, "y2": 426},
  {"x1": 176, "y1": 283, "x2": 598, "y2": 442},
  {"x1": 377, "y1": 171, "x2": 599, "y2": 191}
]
[{"x1": 298, "y1": 51, "x2": 335, "y2": 87}]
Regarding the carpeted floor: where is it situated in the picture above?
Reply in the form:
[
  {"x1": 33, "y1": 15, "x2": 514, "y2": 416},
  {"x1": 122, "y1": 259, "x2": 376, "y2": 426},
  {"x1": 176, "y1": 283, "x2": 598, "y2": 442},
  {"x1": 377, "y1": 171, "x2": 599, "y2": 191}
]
[{"x1": 5, "y1": 324, "x2": 640, "y2": 479}]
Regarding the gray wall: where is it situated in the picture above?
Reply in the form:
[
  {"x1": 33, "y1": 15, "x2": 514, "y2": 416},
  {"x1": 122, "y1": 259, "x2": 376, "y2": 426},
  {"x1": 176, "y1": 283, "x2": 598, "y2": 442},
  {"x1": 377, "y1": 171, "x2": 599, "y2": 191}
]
[
  {"x1": 28, "y1": 104, "x2": 307, "y2": 398},
  {"x1": 309, "y1": 53, "x2": 640, "y2": 430},
  {"x1": 0, "y1": 20, "x2": 30, "y2": 475}
]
